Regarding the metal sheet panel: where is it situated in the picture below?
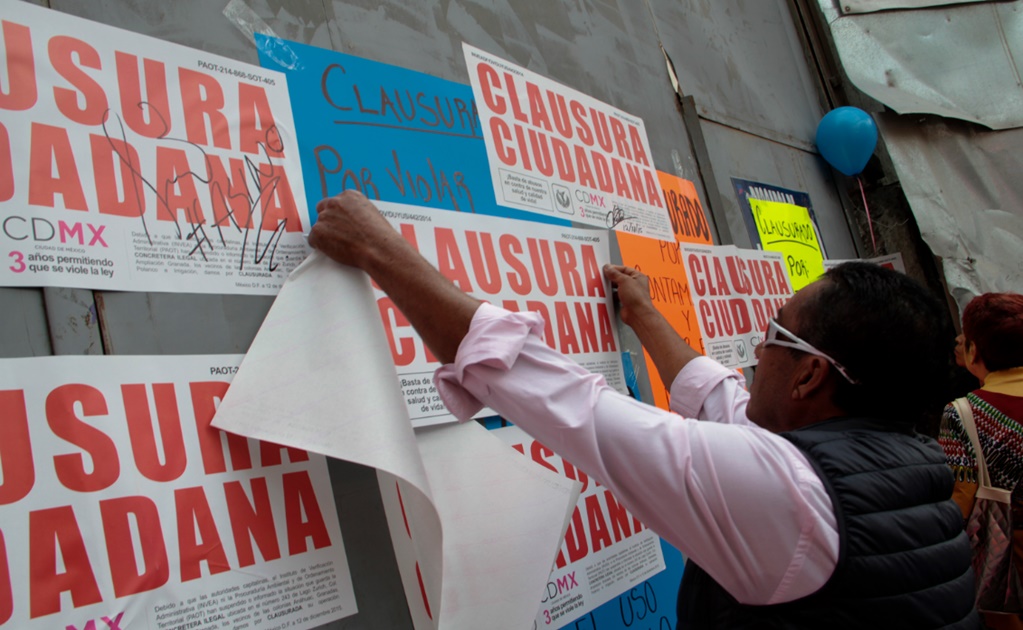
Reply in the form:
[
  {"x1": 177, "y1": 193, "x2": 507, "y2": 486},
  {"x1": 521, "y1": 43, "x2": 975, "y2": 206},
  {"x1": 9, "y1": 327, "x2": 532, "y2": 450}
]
[
  {"x1": 877, "y1": 112, "x2": 1023, "y2": 310},
  {"x1": 700, "y1": 119, "x2": 859, "y2": 258},
  {"x1": 820, "y1": 0, "x2": 1023, "y2": 129},
  {"x1": 651, "y1": 0, "x2": 826, "y2": 151},
  {"x1": 841, "y1": 0, "x2": 994, "y2": 15},
  {"x1": 0, "y1": 288, "x2": 52, "y2": 357}
]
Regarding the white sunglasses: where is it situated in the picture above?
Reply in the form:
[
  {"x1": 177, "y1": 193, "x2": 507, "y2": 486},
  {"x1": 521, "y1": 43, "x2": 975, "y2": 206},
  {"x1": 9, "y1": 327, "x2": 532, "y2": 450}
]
[{"x1": 762, "y1": 318, "x2": 860, "y2": 384}]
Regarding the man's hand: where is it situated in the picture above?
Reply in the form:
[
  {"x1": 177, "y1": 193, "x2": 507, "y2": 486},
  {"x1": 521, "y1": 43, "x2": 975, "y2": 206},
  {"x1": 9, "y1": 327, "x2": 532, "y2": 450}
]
[
  {"x1": 308, "y1": 190, "x2": 405, "y2": 271},
  {"x1": 603, "y1": 264, "x2": 657, "y2": 328},
  {"x1": 604, "y1": 264, "x2": 703, "y2": 388}
]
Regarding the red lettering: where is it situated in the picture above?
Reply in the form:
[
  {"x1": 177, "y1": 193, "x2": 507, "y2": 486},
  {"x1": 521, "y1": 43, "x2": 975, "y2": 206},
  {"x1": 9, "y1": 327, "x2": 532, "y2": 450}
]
[
  {"x1": 115, "y1": 52, "x2": 170, "y2": 138},
  {"x1": 206, "y1": 155, "x2": 251, "y2": 228},
  {"x1": 591, "y1": 150, "x2": 613, "y2": 193},
  {"x1": 29, "y1": 123, "x2": 88, "y2": 210},
  {"x1": 378, "y1": 297, "x2": 417, "y2": 366},
  {"x1": 585, "y1": 494, "x2": 613, "y2": 553},
  {"x1": 529, "y1": 441, "x2": 559, "y2": 474},
  {"x1": 555, "y1": 302, "x2": 579, "y2": 354},
  {"x1": 610, "y1": 117, "x2": 631, "y2": 161},
  {"x1": 179, "y1": 69, "x2": 231, "y2": 149},
  {"x1": 0, "y1": 390, "x2": 33, "y2": 504},
  {"x1": 552, "y1": 137, "x2": 574, "y2": 182},
  {"x1": 465, "y1": 231, "x2": 501, "y2": 294},
  {"x1": 29, "y1": 506, "x2": 102, "y2": 618},
  {"x1": 0, "y1": 531, "x2": 10, "y2": 624},
  {"x1": 526, "y1": 301, "x2": 555, "y2": 349},
  {"x1": 49, "y1": 36, "x2": 107, "y2": 125},
  {"x1": 490, "y1": 117, "x2": 515, "y2": 166},
  {"x1": 190, "y1": 381, "x2": 253, "y2": 474},
  {"x1": 626, "y1": 163, "x2": 646, "y2": 203},
  {"x1": 528, "y1": 128, "x2": 554, "y2": 177},
  {"x1": 644, "y1": 169, "x2": 662, "y2": 207},
  {"x1": 225, "y1": 478, "x2": 282, "y2": 567},
  {"x1": 574, "y1": 144, "x2": 595, "y2": 189},
  {"x1": 238, "y1": 83, "x2": 282, "y2": 156},
  {"x1": 46, "y1": 384, "x2": 119, "y2": 492},
  {"x1": 476, "y1": 63, "x2": 505, "y2": 115},
  {"x1": 612, "y1": 158, "x2": 631, "y2": 199},
  {"x1": 688, "y1": 254, "x2": 707, "y2": 296},
  {"x1": 580, "y1": 245, "x2": 604, "y2": 297},
  {"x1": 527, "y1": 238, "x2": 558, "y2": 297},
  {"x1": 499, "y1": 234, "x2": 531, "y2": 295},
  {"x1": 598, "y1": 303, "x2": 617, "y2": 352},
  {"x1": 590, "y1": 109, "x2": 613, "y2": 153},
  {"x1": 91, "y1": 134, "x2": 145, "y2": 217},
  {"x1": 0, "y1": 21, "x2": 36, "y2": 111},
  {"x1": 282, "y1": 471, "x2": 332, "y2": 554},
  {"x1": 575, "y1": 303, "x2": 597, "y2": 352},
  {"x1": 175, "y1": 486, "x2": 230, "y2": 581},
  {"x1": 571, "y1": 101, "x2": 592, "y2": 146},
  {"x1": 155, "y1": 146, "x2": 204, "y2": 224},
  {"x1": 122, "y1": 383, "x2": 187, "y2": 482},
  {"x1": 730, "y1": 298, "x2": 752, "y2": 334},
  {"x1": 100, "y1": 496, "x2": 169, "y2": 597},
  {"x1": 699, "y1": 301, "x2": 716, "y2": 338},
  {"x1": 505, "y1": 73, "x2": 529, "y2": 124},
  {"x1": 604, "y1": 490, "x2": 633, "y2": 542},
  {"x1": 630, "y1": 125, "x2": 649, "y2": 166},
  {"x1": 257, "y1": 164, "x2": 302, "y2": 232},
  {"x1": 563, "y1": 507, "x2": 587, "y2": 564},
  {"x1": 553, "y1": 242, "x2": 582, "y2": 297},
  {"x1": 0, "y1": 124, "x2": 12, "y2": 202},
  {"x1": 434, "y1": 227, "x2": 473, "y2": 291}
]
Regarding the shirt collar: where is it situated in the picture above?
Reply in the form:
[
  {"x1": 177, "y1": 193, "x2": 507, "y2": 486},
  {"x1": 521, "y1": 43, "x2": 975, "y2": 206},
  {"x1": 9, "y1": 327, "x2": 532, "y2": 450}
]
[{"x1": 983, "y1": 367, "x2": 1023, "y2": 396}]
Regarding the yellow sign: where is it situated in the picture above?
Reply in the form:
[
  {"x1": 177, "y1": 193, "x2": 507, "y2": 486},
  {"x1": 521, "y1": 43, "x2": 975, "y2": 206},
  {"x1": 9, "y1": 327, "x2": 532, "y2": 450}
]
[{"x1": 750, "y1": 199, "x2": 825, "y2": 291}]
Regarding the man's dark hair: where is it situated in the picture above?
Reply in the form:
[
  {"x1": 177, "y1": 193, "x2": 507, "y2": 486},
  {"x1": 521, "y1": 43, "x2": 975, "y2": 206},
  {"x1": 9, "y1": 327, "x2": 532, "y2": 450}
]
[
  {"x1": 796, "y1": 262, "x2": 954, "y2": 429},
  {"x1": 962, "y1": 292, "x2": 1023, "y2": 372}
]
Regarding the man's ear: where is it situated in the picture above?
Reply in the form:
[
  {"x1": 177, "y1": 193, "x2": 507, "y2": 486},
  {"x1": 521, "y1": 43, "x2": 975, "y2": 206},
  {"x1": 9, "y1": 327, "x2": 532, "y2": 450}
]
[{"x1": 791, "y1": 356, "x2": 831, "y2": 400}]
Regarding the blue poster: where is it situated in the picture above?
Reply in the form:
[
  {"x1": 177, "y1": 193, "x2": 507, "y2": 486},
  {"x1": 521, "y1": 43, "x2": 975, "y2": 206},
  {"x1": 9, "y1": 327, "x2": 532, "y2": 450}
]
[{"x1": 256, "y1": 36, "x2": 568, "y2": 226}]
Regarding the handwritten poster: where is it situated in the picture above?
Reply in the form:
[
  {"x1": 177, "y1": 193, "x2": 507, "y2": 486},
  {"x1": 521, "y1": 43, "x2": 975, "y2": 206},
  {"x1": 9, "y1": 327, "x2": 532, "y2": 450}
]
[
  {"x1": 0, "y1": 1, "x2": 311, "y2": 294},
  {"x1": 492, "y1": 425, "x2": 666, "y2": 628},
  {"x1": 618, "y1": 172, "x2": 714, "y2": 409},
  {"x1": 255, "y1": 36, "x2": 567, "y2": 226},
  {"x1": 376, "y1": 201, "x2": 627, "y2": 427},
  {"x1": 750, "y1": 199, "x2": 825, "y2": 291},
  {"x1": 463, "y1": 43, "x2": 674, "y2": 240},
  {"x1": 681, "y1": 244, "x2": 794, "y2": 368},
  {"x1": 0, "y1": 354, "x2": 355, "y2": 630}
]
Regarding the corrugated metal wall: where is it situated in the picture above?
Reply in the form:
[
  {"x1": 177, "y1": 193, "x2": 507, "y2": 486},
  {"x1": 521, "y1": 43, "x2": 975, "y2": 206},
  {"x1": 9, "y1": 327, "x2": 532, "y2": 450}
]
[{"x1": 0, "y1": 1, "x2": 856, "y2": 627}]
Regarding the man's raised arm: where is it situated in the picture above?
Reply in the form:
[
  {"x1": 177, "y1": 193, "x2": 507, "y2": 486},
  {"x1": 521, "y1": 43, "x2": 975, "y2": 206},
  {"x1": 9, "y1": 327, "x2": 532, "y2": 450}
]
[{"x1": 307, "y1": 191, "x2": 481, "y2": 364}]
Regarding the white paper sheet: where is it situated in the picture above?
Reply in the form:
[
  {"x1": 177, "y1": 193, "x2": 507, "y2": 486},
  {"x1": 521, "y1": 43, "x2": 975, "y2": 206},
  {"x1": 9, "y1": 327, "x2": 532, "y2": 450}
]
[{"x1": 212, "y1": 251, "x2": 579, "y2": 628}]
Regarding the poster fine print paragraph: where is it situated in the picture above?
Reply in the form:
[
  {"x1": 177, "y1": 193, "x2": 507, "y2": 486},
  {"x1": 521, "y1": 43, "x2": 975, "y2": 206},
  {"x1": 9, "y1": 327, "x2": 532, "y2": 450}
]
[
  {"x1": 0, "y1": 355, "x2": 355, "y2": 629},
  {"x1": 0, "y1": 1, "x2": 311, "y2": 294}
]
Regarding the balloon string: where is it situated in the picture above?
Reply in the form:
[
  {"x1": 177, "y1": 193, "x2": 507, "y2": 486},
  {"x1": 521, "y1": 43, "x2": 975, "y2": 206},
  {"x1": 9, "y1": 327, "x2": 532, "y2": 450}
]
[{"x1": 857, "y1": 176, "x2": 877, "y2": 254}]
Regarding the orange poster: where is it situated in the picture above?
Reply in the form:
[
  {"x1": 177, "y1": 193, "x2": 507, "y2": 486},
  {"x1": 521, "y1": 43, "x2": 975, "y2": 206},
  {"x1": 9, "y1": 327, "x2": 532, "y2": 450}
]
[{"x1": 617, "y1": 172, "x2": 713, "y2": 410}]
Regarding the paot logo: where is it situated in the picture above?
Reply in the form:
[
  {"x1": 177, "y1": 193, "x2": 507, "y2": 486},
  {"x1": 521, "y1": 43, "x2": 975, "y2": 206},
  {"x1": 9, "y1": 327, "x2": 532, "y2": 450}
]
[{"x1": 552, "y1": 184, "x2": 573, "y2": 214}]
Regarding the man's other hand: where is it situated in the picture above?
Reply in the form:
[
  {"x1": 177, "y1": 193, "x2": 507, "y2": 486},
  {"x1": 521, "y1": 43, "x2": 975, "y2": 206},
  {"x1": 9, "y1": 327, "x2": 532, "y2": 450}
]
[
  {"x1": 603, "y1": 264, "x2": 656, "y2": 328},
  {"x1": 308, "y1": 190, "x2": 403, "y2": 270}
]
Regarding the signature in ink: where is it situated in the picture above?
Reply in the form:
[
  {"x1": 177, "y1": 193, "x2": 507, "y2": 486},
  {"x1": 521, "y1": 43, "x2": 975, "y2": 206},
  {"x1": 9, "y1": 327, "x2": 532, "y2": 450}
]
[
  {"x1": 605, "y1": 204, "x2": 637, "y2": 229},
  {"x1": 102, "y1": 102, "x2": 290, "y2": 274}
]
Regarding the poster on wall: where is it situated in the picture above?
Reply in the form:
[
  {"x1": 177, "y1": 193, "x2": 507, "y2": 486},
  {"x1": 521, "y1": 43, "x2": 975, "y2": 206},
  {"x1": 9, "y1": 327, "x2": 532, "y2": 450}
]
[
  {"x1": 254, "y1": 36, "x2": 568, "y2": 227},
  {"x1": 492, "y1": 425, "x2": 666, "y2": 628},
  {"x1": 681, "y1": 244, "x2": 793, "y2": 369},
  {"x1": 749, "y1": 199, "x2": 825, "y2": 291},
  {"x1": 463, "y1": 43, "x2": 675, "y2": 241},
  {"x1": 0, "y1": 354, "x2": 355, "y2": 629},
  {"x1": 0, "y1": 1, "x2": 311, "y2": 294},
  {"x1": 618, "y1": 172, "x2": 714, "y2": 409},
  {"x1": 375, "y1": 201, "x2": 627, "y2": 427}
]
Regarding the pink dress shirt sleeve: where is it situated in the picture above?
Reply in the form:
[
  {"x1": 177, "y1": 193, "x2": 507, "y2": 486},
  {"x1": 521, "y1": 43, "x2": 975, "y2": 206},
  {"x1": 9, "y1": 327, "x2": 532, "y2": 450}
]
[{"x1": 434, "y1": 304, "x2": 838, "y2": 606}]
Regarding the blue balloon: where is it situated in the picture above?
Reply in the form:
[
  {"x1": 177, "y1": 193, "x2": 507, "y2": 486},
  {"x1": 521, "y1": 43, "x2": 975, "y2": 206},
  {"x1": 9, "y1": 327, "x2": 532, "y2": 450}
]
[{"x1": 815, "y1": 106, "x2": 878, "y2": 176}]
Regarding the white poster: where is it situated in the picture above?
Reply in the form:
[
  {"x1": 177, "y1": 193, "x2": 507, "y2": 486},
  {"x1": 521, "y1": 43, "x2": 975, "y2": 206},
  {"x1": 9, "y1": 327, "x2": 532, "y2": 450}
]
[
  {"x1": 377, "y1": 202, "x2": 627, "y2": 427},
  {"x1": 823, "y1": 252, "x2": 906, "y2": 273},
  {"x1": 0, "y1": 354, "x2": 355, "y2": 629},
  {"x1": 463, "y1": 43, "x2": 674, "y2": 241},
  {"x1": 0, "y1": 1, "x2": 311, "y2": 294},
  {"x1": 681, "y1": 244, "x2": 794, "y2": 368},
  {"x1": 493, "y1": 425, "x2": 666, "y2": 628}
]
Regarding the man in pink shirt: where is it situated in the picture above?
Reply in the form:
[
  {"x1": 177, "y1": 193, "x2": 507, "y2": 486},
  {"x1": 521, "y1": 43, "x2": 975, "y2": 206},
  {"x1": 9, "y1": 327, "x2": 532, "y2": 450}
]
[{"x1": 309, "y1": 191, "x2": 978, "y2": 628}]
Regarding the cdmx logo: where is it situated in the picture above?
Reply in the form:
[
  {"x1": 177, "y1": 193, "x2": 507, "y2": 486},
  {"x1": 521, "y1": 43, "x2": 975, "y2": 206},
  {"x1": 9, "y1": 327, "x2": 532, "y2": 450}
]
[{"x1": 574, "y1": 190, "x2": 607, "y2": 208}]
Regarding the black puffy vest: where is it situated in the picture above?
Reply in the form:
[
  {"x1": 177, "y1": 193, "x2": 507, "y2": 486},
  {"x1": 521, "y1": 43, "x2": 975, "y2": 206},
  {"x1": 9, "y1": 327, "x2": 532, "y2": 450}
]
[{"x1": 676, "y1": 418, "x2": 979, "y2": 629}]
